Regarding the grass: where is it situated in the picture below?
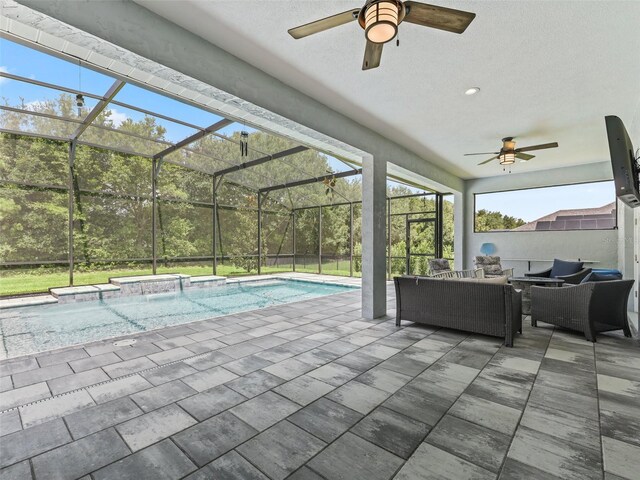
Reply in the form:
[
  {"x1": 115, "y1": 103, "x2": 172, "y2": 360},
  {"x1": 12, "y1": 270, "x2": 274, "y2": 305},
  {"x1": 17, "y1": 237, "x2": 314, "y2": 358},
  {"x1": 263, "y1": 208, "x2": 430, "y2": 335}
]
[{"x1": 0, "y1": 262, "x2": 360, "y2": 297}]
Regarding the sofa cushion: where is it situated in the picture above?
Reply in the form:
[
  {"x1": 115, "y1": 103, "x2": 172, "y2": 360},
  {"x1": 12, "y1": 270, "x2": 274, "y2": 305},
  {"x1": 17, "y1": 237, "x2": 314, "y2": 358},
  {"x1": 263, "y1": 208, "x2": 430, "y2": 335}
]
[
  {"x1": 458, "y1": 275, "x2": 508, "y2": 285},
  {"x1": 580, "y1": 272, "x2": 623, "y2": 283},
  {"x1": 550, "y1": 259, "x2": 584, "y2": 278}
]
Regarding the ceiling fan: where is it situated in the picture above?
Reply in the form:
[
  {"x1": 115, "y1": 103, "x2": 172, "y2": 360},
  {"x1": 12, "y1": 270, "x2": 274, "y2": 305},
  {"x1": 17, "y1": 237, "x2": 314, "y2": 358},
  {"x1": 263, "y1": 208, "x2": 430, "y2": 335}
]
[
  {"x1": 288, "y1": 1, "x2": 476, "y2": 70},
  {"x1": 466, "y1": 137, "x2": 559, "y2": 167}
]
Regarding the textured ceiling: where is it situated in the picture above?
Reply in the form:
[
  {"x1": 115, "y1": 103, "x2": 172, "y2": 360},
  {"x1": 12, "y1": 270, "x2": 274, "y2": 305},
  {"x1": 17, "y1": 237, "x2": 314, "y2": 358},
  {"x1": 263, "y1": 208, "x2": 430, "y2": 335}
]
[{"x1": 135, "y1": 0, "x2": 639, "y2": 179}]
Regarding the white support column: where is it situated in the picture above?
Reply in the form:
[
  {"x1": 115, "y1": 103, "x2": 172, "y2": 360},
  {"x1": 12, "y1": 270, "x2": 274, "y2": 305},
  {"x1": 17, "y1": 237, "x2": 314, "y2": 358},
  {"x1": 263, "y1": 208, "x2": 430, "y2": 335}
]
[
  {"x1": 453, "y1": 191, "x2": 465, "y2": 270},
  {"x1": 362, "y1": 153, "x2": 387, "y2": 319}
]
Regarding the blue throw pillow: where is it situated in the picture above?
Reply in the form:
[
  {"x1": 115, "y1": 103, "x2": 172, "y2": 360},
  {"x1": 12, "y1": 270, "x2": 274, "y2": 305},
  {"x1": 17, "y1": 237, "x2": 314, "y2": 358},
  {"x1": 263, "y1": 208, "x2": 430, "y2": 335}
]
[
  {"x1": 550, "y1": 259, "x2": 584, "y2": 278},
  {"x1": 580, "y1": 272, "x2": 622, "y2": 283}
]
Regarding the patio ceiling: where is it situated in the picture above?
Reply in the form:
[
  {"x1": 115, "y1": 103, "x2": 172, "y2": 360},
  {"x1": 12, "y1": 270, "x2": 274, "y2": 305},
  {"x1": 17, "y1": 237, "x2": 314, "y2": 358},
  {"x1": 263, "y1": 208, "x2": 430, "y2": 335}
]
[{"x1": 134, "y1": 0, "x2": 640, "y2": 180}]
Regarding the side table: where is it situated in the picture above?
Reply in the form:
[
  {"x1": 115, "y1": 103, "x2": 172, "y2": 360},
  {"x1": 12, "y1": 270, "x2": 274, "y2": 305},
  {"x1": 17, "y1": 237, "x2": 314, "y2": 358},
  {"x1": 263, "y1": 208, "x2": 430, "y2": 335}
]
[{"x1": 508, "y1": 277, "x2": 565, "y2": 320}]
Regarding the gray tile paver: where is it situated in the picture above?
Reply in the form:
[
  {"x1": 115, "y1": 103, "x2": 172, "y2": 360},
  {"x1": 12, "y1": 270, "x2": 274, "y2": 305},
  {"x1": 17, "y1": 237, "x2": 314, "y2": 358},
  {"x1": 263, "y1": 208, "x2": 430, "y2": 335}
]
[
  {"x1": 129, "y1": 379, "x2": 197, "y2": 412},
  {"x1": 178, "y1": 384, "x2": 247, "y2": 421},
  {"x1": 0, "y1": 461, "x2": 33, "y2": 480},
  {"x1": 0, "y1": 419, "x2": 71, "y2": 469},
  {"x1": 65, "y1": 397, "x2": 144, "y2": 439},
  {"x1": 0, "y1": 382, "x2": 50, "y2": 411},
  {"x1": 19, "y1": 390, "x2": 95, "y2": 428},
  {"x1": 92, "y1": 439, "x2": 197, "y2": 480},
  {"x1": 87, "y1": 374, "x2": 153, "y2": 403},
  {"x1": 395, "y1": 442, "x2": 495, "y2": 480},
  {"x1": 307, "y1": 432, "x2": 403, "y2": 480},
  {"x1": 116, "y1": 403, "x2": 197, "y2": 451},
  {"x1": 12, "y1": 363, "x2": 73, "y2": 388},
  {"x1": 273, "y1": 375, "x2": 335, "y2": 405},
  {"x1": 230, "y1": 391, "x2": 300, "y2": 431},
  {"x1": 181, "y1": 365, "x2": 238, "y2": 391},
  {"x1": 48, "y1": 367, "x2": 110, "y2": 395},
  {"x1": 31, "y1": 428, "x2": 130, "y2": 480},
  {"x1": 185, "y1": 450, "x2": 268, "y2": 480},
  {"x1": 172, "y1": 411, "x2": 257, "y2": 466},
  {"x1": 288, "y1": 397, "x2": 363, "y2": 443},
  {"x1": 351, "y1": 406, "x2": 429, "y2": 459},
  {"x1": 237, "y1": 421, "x2": 326, "y2": 480},
  {"x1": 0, "y1": 410, "x2": 22, "y2": 437}
]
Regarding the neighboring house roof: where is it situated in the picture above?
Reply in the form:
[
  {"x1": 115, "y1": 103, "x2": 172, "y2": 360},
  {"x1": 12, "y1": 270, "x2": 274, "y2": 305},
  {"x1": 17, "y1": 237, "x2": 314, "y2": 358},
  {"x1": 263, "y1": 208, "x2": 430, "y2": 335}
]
[{"x1": 512, "y1": 202, "x2": 616, "y2": 231}]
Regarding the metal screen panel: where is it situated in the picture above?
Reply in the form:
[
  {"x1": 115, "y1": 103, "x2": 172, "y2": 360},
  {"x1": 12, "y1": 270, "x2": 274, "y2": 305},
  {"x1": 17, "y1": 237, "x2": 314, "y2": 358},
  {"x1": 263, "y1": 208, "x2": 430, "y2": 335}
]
[
  {"x1": 0, "y1": 134, "x2": 68, "y2": 187},
  {"x1": 0, "y1": 109, "x2": 77, "y2": 138},
  {"x1": 74, "y1": 145, "x2": 152, "y2": 197},
  {"x1": 157, "y1": 162, "x2": 212, "y2": 204},
  {"x1": 294, "y1": 207, "x2": 319, "y2": 273},
  {"x1": 73, "y1": 194, "x2": 153, "y2": 264},
  {"x1": 217, "y1": 206, "x2": 258, "y2": 275},
  {"x1": 261, "y1": 210, "x2": 293, "y2": 273},
  {"x1": 321, "y1": 204, "x2": 351, "y2": 276},
  {"x1": 0, "y1": 185, "x2": 69, "y2": 263}
]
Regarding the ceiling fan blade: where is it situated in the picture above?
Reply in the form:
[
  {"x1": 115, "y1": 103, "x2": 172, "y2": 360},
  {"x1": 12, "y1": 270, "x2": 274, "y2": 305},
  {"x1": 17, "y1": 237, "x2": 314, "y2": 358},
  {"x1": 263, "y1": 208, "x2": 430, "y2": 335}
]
[
  {"x1": 515, "y1": 142, "x2": 559, "y2": 152},
  {"x1": 363, "y1": 41, "x2": 383, "y2": 70},
  {"x1": 516, "y1": 152, "x2": 535, "y2": 161},
  {"x1": 478, "y1": 156, "x2": 499, "y2": 165},
  {"x1": 403, "y1": 1, "x2": 476, "y2": 34},
  {"x1": 288, "y1": 9, "x2": 359, "y2": 39},
  {"x1": 464, "y1": 152, "x2": 500, "y2": 156}
]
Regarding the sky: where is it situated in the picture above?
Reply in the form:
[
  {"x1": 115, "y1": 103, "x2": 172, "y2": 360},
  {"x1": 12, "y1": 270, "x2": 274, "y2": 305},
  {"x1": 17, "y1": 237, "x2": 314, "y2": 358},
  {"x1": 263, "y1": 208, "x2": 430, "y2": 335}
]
[
  {"x1": 0, "y1": 38, "x2": 368, "y2": 179},
  {"x1": 475, "y1": 181, "x2": 615, "y2": 222}
]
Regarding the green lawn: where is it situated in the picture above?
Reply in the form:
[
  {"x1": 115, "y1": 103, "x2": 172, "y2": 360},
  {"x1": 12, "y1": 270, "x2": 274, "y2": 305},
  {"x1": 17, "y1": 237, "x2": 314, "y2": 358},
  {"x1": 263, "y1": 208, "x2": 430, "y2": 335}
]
[{"x1": 0, "y1": 262, "x2": 359, "y2": 296}]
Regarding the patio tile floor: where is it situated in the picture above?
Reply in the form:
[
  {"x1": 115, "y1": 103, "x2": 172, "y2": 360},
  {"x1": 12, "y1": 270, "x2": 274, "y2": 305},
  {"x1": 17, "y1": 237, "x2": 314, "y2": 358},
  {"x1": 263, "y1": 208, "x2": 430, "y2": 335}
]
[{"x1": 0, "y1": 275, "x2": 638, "y2": 479}]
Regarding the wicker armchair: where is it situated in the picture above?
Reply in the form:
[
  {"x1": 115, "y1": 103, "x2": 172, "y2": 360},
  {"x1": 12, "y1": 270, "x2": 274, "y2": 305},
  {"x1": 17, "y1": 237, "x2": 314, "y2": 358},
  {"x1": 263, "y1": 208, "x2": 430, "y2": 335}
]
[
  {"x1": 530, "y1": 280, "x2": 634, "y2": 341},
  {"x1": 473, "y1": 256, "x2": 514, "y2": 278},
  {"x1": 526, "y1": 258, "x2": 591, "y2": 284}
]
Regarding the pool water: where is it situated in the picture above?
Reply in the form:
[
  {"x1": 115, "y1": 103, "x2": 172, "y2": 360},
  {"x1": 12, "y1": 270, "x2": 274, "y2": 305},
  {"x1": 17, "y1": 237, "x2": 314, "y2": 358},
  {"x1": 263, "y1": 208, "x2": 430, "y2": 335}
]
[{"x1": 0, "y1": 279, "x2": 358, "y2": 358}]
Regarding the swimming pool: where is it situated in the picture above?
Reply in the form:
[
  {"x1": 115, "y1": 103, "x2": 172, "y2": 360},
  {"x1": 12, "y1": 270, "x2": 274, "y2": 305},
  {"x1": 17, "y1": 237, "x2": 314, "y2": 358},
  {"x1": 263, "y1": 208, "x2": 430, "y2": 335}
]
[{"x1": 0, "y1": 279, "x2": 358, "y2": 359}]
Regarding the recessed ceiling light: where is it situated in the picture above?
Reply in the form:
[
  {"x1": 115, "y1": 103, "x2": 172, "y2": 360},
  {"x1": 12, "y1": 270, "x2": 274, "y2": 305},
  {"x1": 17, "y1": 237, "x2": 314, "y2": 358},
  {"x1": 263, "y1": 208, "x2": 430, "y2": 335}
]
[{"x1": 465, "y1": 87, "x2": 480, "y2": 96}]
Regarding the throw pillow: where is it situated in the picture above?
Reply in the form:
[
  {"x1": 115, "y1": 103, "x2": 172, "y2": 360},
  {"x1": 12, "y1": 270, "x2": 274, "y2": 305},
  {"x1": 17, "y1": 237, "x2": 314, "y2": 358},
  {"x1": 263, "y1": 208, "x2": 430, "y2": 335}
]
[{"x1": 550, "y1": 259, "x2": 584, "y2": 278}]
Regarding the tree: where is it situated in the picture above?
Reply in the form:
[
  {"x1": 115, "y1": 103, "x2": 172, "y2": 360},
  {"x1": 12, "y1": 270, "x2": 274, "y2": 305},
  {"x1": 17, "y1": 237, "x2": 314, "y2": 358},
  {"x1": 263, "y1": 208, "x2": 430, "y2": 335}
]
[{"x1": 475, "y1": 209, "x2": 526, "y2": 232}]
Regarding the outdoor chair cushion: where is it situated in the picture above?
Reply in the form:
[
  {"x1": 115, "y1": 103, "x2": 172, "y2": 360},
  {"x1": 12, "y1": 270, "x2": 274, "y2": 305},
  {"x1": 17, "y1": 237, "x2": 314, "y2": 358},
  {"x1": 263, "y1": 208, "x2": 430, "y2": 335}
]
[
  {"x1": 550, "y1": 259, "x2": 584, "y2": 278},
  {"x1": 580, "y1": 271, "x2": 623, "y2": 283},
  {"x1": 474, "y1": 256, "x2": 504, "y2": 276},
  {"x1": 429, "y1": 258, "x2": 451, "y2": 274}
]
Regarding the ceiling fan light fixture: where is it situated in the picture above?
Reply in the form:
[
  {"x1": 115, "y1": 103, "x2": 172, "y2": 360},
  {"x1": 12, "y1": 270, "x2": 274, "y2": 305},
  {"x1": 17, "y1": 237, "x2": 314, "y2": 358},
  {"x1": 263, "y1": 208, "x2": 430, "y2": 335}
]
[
  {"x1": 364, "y1": 1, "x2": 399, "y2": 44},
  {"x1": 465, "y1": 87, "x2": 480, "y2": 96},
  {"x1": 499, "y1": 152, "x2": 516, "y2": 165}
]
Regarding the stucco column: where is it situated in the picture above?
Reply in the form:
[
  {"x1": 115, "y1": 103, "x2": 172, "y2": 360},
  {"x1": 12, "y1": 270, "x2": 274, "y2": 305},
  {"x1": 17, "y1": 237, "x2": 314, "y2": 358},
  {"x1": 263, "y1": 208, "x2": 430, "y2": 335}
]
[{"x1": 362, "y1": 153, "x2": 387, "y2": 318}]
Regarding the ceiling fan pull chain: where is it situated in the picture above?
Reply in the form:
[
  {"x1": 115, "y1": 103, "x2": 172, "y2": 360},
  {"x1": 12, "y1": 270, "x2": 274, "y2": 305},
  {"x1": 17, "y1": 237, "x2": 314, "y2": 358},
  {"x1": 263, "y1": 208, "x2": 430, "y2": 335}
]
[{"x1": 396, "y1": 30, "x2": 400, "y2": 47}]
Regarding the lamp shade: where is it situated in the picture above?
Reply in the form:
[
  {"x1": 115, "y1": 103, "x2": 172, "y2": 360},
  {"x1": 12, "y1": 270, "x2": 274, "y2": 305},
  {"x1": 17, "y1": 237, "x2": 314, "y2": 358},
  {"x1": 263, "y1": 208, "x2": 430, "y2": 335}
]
[
  {"x1": 364, "y1": 1, "x2": 399, "y2": 44},
  {"x1": 499, "y1": 152, "x2": 516, "y2": 165}
]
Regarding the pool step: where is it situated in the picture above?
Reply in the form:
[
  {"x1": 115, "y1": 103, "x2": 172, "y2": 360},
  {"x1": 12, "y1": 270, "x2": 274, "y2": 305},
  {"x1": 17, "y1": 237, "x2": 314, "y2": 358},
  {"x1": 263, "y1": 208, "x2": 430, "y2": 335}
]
[
  {"x1": 0, "y1": 294, "x2": 58, "y2": 309},
  {"x1": 49, "y1": 284, "x2": 121, "y2": 304}
]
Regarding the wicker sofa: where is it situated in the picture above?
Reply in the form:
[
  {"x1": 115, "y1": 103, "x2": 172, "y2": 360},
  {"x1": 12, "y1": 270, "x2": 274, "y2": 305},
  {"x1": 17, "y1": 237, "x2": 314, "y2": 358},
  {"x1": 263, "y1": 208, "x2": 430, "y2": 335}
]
[{"x1": 394, "y1": 276, "x2": 522, "y2": 347}]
